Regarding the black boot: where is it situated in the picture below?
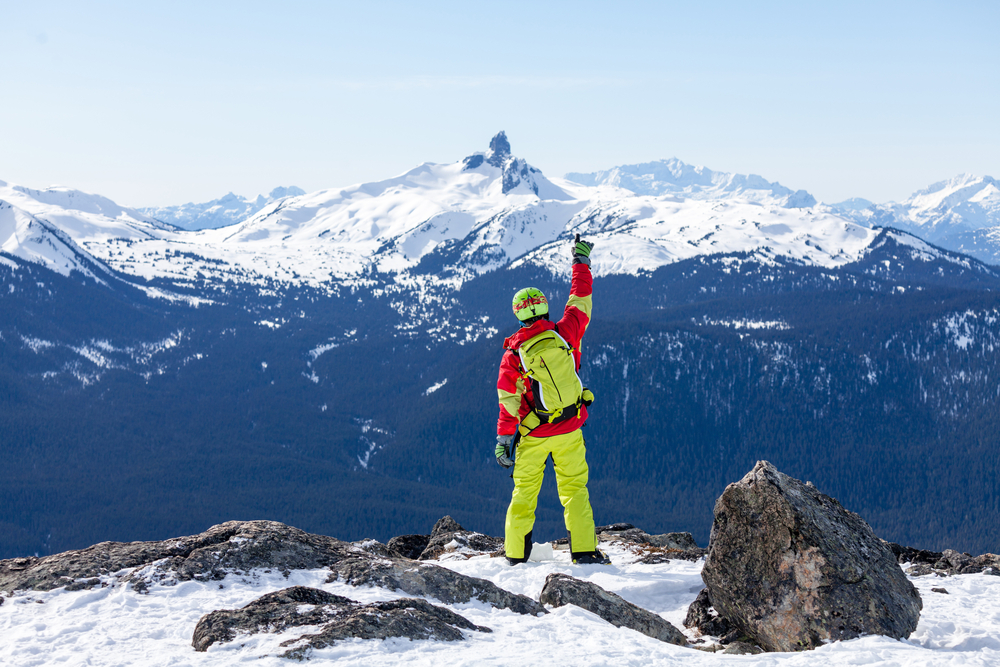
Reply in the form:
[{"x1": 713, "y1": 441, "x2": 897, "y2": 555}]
[{"x1": 572, "y1": 548, "x2": 611, "y2": 565}]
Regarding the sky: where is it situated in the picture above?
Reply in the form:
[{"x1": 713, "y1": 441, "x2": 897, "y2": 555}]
[{"x1": 1, "y1": 1, "x2": 998, "y2": 208}]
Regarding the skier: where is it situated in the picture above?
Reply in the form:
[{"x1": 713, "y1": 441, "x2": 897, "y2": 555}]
[{"x1": 494, "y1": 235, "x2": 610, "y2": 565}]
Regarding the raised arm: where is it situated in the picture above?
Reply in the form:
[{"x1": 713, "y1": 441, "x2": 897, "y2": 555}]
[{"x1": 555, "y1": 236, "x2": 594, "y2": 353}]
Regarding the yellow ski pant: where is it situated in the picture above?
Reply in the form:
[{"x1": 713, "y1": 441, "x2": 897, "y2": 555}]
[{"x1": 504, "y1": 428, "x2": 597, "y2": 559}]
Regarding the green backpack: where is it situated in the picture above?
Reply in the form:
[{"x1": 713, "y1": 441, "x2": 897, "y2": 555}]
[{"x1": 517, "y1": 329, "x2": 584, "y2": 433}]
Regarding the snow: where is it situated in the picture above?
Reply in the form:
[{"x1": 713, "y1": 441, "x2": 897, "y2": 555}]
[
  {"x1": 0, "y1": 138, "x2": 908, "y2": 301},
  {"x1": 3, "y1": 543, "x2": 1000, "y2": 666},
  {"x1": 696, "y1": 318, "x2": 791, "y2": 331},
  {"x1": 843, "y1": 174, "x2": 1000, "y2": 244},
  {"x1": 424, "y1": 379, "x2": 448, "y2": 395}
]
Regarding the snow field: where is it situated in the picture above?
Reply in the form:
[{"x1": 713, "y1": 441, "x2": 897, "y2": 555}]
[{"x1": 3, "y1": 540, "x2": 1000, "y2": 666}]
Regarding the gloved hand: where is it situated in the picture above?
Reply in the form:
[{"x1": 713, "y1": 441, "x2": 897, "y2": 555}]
[
  {"x1": 495, "y1": 434, "x2": 515, "y2": 468},
  {"x1": 572, "y1": 233, "x2": 594, "y2": 266}
]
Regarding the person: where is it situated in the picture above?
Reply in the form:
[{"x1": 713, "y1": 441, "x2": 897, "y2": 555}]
[{"x1": 494, "y1": 235, "x2": 610, "y2": 565}]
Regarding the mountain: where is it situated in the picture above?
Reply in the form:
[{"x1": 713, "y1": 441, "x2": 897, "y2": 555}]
[
  {"x1": 839, "y1": 174, "x2": 1000, "y2": 264},
  {"x1": 139, "y1": 186, "x2": 305, "y2": 230},
  {"x1": 3, "y1": 133, "x2": 1000, "y2": 561},
  {"x1": 567, "y1": 162, "x2": 1000, "y2": 266},
  {"x1": 566, "y1": 158, "x2": 818, "y2": 208}
]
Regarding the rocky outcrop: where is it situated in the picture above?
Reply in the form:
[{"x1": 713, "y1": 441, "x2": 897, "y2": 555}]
[
  {"x1": 192, "y1": 585, "x2": 490, "y2": 658},
  {"x1": 886, "y1": 542, "x2": 1000, "y2": 577},
  {"x1": 417, "y1": 516, "x2": 504, "y2": 561},
  {"x1": 0, "y1": 521, "x2": 335, "y2": 593},
  {"x1": 192, "y1": 586, "x2": 352, "y2": 651},
  {"x1": 539, "y1": 573, "x2": 687, "y2": 646},
  {"x1": 328, "y1": 557, "x2": 545, "y2": 616},
  {"x1": 550, "y1": 523, "x2": 705, "y2": 563},
  {"x1": 702, "y1": 461, "x2": 922, "y2": 652},
  {"x1": 569, "y1": 524, "x2": 706, "y2": 564},
  {"x1": 0, "y1": 520, "x2": 542, "y2": 616}
]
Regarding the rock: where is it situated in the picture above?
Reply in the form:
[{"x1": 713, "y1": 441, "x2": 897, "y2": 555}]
[
  {"x1": 417, "y1": 516, "x2": 503, "y2": 561},
  {"x1": 906, "y1": 564, "x2": 937, "y2": 577},
  {"x1": 387, "y1": 534, "x2": 430, "y2": 560},
  {"x1": 280, "y1": 597, "x2": 489, "y2": 660},
  {"x1": 486, "y1": 131, "x2": 511, "y2": 167},
  {"x1": 0, "y1": 520, "x2": 544, "y2": 616},
  {"x1": 648, "y1": 533, "x2": 700, "y2": 550},
  {"x1": 683, "y1": 588, "x2": 733, "y2": 638},
  {"x1": 636, "y1": 547, "x2": 707, "y2": 565},
  {"x1": 539, "y1": 573, "x2": 687, "y2": 646},
  {"x1": 432, "y1": 516, "x2": 464, "y2": 535},
  {"x1": 886, "y1": 541, "x2": 1000, "y2": 577},
  {"x1": 934, "y1": 549, "x2": 1000, "y2": 575},
  {"x1": 328, "y1": 557, "x2": 546, "y2": 616},
  {"x1": 596, "y1": 523, "x2": 636, "y2": 532},
  {"x1": 585, "y1": 524, "x2": 705, "y2": 564},
  {"x1": 0, "y1": 521, "x2": 330, "y2": 593},
  {"x1": 885, "y1": 542, "x2": 943, "y2": 567},
  {"x1": 350, "y1": 539, "x2": 397, "y2": 559},
  {"x1": 702, "y1": 461, "x2": 922, "y2": 652},
  {"x1": 723, "y1": 641, "x2": 763, "y2": 655},
  {"x1": 192, "y1": 586, "x2": 351, "y2": 651},
  {"x1": 192, "y1": 585, "x2": 490, "y2": 658}
]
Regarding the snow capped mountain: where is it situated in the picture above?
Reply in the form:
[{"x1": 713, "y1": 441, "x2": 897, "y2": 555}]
[
  {"x1": 830, "y1": 197, "x2": 874, "y2": 214},
  {"x1": 0, "y1": 134, "x2": 990, "y2": 297},
  {"x1": 858, "y1": 174, "x2": 1000, "y2": 241},
  {"x1": 832, "y1": 174, "x2": 1000, "y2": 264},
  {"x1": 0, "y1": 180, "x2": 167, "y2": 280},
  {"x1": 566, "y1": 158, "x2": 818, "y2": 209},
  {"x1": 139, "y1": 186, "x2": 306, "y2": 230}
]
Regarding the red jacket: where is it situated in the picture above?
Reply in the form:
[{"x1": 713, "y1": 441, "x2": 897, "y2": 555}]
[{"x1": 497, "y1": 262, "x2": 593, "y2": 437}]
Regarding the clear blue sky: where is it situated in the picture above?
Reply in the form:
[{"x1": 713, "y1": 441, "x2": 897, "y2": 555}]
[{"x1": 1, "y1": 1, "x2": 997, "y2": 207}]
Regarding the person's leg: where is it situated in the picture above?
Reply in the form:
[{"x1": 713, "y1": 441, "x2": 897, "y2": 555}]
[
  {"x1": 504, "y1": 434, "x2": 550, "y2": 560},
  {"x1": 549, "y1": 429, "x2": 598, "y2": 555}
]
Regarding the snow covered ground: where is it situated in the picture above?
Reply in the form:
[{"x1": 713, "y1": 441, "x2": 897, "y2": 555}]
[{"x1": 3, "y1": 540, "x2": 999, "y2": 667}]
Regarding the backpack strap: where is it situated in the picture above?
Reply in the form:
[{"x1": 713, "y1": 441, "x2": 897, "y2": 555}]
[{"x1": 517, "y1": 398, "x2": 583, "y2": 437}]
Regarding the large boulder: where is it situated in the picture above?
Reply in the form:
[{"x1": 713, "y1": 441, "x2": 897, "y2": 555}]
[
  {"x1": 192, "y1": 585, "x2": 490, "y2": 659},
  {"x1": 702, "y1": 461, "x2": 922, "y2": 652},
  {"x1": 539, "y1": 573, "x2": 687, "y2": 646}
]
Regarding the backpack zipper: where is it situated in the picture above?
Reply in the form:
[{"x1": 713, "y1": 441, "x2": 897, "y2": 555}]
[{"x1": 539, "y1": 357, "x2": 563, "y2": 403}]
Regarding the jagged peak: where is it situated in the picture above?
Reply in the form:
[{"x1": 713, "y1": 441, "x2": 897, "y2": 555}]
[{"x1": 487, "y1": 131, "x2": 511, "y2": 167}]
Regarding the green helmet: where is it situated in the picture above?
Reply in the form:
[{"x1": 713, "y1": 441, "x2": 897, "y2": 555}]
[{"x1": 512, "y1": 287, "x2": 549, "y2": 323}]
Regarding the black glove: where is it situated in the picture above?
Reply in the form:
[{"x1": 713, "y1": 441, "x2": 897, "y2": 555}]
[
  {"x1": 572, "y1": 233, "x2": 594, "y2": 266},
  {"x1": 495, "y1": 434, "x2": 514, "y2": 468}
]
